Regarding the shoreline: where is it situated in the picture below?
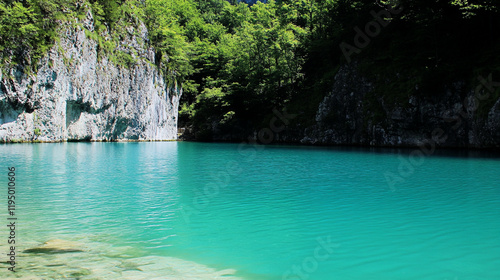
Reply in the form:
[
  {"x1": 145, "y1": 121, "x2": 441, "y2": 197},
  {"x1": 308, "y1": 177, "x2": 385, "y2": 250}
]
[{"x1": 1, "y1": 138, "x2": 499, "y2": 153}]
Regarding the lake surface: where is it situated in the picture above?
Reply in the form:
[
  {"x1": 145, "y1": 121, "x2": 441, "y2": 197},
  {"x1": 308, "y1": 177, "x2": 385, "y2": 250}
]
[{"x1": 1, "y1": 142, "x2": 499, "y2": 279}]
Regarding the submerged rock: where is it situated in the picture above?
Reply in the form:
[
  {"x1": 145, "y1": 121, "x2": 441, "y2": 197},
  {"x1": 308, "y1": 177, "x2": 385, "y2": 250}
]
[
  {"x1": 2, "y1": 238, "x2": 243, "y2": 280},
  {"x1": 121, "y1": 256, "x2": 241, "y2": 280},
  {"x1": 3, "y1": 277, "x2": 43, "y2": 280},
  {"x1": 23, "y1": 239, "x2": 85, "y2": 254}
]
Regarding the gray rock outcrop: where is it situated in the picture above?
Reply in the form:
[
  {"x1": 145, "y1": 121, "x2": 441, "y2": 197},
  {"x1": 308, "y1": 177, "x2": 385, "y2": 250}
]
[
  {"x1": 301, "y1": 63, "x2": 500, "y2": 148},
  {"x1": 0, "y1": 10, "x2": 180, "y2": 142}
]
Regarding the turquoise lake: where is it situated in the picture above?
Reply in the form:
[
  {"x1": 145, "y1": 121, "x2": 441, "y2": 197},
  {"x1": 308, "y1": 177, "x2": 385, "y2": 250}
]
[{"x1": 1, "y1": 142, "x2": 500, "y2": 279}]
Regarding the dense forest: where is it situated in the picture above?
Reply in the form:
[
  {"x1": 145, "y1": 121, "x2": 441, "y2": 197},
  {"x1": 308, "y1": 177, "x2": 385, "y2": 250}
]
[{"x1": 1, "y1": 0, "x2": 499, "y2": 141}]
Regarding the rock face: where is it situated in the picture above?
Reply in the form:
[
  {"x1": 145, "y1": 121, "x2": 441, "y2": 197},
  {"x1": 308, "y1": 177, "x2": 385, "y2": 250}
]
[
  {"x1": 0, "y1": 11, "x2": 180, "y2": 142},
  {"x1": 300, "y1": 63, "x2": 500, "y2": 149}
]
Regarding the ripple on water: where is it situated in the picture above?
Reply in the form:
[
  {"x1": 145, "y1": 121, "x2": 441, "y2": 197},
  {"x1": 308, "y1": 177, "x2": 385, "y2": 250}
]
[{"x1": 1, "y1": 142, "x2": 500, "y2": 280}]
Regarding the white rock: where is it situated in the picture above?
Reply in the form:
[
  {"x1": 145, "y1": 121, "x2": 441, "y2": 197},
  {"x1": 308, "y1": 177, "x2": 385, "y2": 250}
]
[{"x1": 0, "y1": 9, "x2": 180, "y2": 142}]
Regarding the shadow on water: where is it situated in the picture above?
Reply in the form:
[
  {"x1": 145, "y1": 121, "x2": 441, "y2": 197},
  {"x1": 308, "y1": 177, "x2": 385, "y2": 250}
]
[{"x1": 244, "y1": 142, "x2": 500, "y2": 160}]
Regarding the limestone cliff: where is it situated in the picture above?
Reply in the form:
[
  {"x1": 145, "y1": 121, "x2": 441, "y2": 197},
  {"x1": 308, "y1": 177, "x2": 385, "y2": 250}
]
[{"x1": 0, "y1": 11, "x2": 180, "y2": 142}]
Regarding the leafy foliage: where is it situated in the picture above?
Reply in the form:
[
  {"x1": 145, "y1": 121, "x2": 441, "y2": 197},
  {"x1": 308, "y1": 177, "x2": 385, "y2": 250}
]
[
  {"x1": 0, "y1": 0, "x2": 72, "y2": 70},
  {"x1": 1, "y1": 0, "x2": 499, "y2": 139}
]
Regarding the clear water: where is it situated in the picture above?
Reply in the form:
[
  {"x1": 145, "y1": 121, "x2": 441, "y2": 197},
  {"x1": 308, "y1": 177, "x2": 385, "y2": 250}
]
[{"x1": 1, "y1": 142, "x2": 499, "y2": 279}]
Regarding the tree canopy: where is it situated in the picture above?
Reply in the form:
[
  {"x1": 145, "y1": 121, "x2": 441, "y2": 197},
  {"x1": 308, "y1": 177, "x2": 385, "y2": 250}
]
[{"x1": 1, "y1": 0, "x2": 499, "y2": 139}]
